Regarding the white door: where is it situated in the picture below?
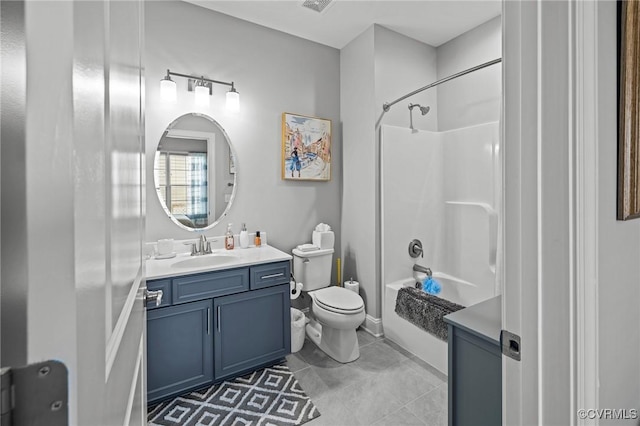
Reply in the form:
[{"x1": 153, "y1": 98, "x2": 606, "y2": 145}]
[
  {"x1": 1, "y1": 1, "x2": 146, "y2": 424},
  {"x1": 502, "y1": 1, "x2": 600, "y2": 424}
]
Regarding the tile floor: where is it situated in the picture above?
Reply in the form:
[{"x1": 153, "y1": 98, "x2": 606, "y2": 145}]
[{"x1": 286, "y1": 329, "x2": 448, "y2": 426}]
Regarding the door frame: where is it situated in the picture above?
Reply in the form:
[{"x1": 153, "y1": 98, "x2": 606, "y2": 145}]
[{"x1": 502, "y1": 0, "x2": 600, "y2": 423}]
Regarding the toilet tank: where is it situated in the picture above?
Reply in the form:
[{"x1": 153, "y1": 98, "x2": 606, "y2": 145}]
[{"x1": 292, "y1": 248, "x2": 334, "y2": 291}]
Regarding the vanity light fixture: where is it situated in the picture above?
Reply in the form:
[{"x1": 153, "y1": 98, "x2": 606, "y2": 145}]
[
  {"x1": 160, "y1": 69, "x2": 240, "y2": 111},
  {"x1": 226, "y1": 85, "x2": 240, "y2": 112},
  {"x1": 194, "y1": 78, "x2": 210, "y2": 107},
  {"x1": 160, "y1": 71, "x2": 177, "y2": 102}
]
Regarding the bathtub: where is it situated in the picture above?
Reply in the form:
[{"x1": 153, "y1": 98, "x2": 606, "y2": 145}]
[{"x1": 383, "y1": 272, "x2": 489, "y2": 375}]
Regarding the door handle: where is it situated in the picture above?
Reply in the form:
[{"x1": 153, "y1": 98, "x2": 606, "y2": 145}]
[
  {"x1": 144, "y1": 289, "x2": 163, "y2": 308},
  {"x1": 217, "y1": 306, "x2": 221, "y2": 332}
]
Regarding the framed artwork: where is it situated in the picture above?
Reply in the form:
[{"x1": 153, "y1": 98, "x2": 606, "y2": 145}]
[
  {"x1": 281, "y1": 112, "x2": 331, "y2": 181},
  {"x1": 618, "y1": 0, "x2": 640, "y2": 220}
]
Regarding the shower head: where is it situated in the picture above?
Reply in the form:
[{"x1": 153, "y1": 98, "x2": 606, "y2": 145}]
[
  {"x1": 409, "y1": 103, "x2": 430, "y2": 115},
  {"x1": 408, "y1": 103, "x2": 430, "y2": 131}
]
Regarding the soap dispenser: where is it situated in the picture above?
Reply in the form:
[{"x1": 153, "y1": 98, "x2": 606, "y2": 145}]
[
  {"x1": 225, "y1": 223, "x2": 235, "y2": 250},
  {"x1": 239, "y1": 223, "x2": 249, "y2": 249}
]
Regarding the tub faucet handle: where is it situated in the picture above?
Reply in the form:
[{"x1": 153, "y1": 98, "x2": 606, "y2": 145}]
[{"x1": 408, "y1": 239, "x2": 423, "y2": 258}]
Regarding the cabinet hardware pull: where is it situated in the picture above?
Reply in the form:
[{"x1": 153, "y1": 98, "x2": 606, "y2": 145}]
[
  {"x1": 217, "y1": 306, "x2": 221, "y2": 332},
  {"x1": 207, "y1": 308, "x2": 211, "y2": 335},
  {"x1": 261, "y1": 272, "x2": 284, "y2": 280}
]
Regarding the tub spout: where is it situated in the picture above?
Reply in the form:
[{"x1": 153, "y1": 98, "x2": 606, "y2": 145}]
[{"x1": 413, "y1": 264, "x2": 432, "y2": 277}]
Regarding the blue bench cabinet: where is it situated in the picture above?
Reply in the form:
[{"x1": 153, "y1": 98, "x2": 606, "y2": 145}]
[
  {"x1": 147, "y1": 299, "x2": 213, "y2": 404},
  {"x1": 146, "y1": 261, "x2": 291, "y2": 405},
  {"x1": 214, "y1": 283, "x2": 291, "y2": 380}
]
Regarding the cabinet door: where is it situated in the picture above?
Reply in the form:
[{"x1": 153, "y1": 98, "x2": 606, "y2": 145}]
[
  {"x1": 214, "y1": 283, "x2": 291, "y2": 380},
  {"x1": 448, "y1": 326, "x2": 501, "y2": 426},
  {"x1": 147, "y1": 299, "x2": 213, "y2": 404}
]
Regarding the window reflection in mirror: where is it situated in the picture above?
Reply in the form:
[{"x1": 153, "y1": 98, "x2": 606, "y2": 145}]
[{"x1": 154, "y1": 113, "x2": 236, "y2": 231}]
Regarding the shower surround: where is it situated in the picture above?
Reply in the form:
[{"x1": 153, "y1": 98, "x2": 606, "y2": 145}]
[{"x1": 381, "y1": 122, "x2": 500, "y2": 374}]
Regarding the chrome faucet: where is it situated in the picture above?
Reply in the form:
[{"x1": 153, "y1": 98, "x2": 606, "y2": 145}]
[
  {"x1": 413, "y1": 264, "x2": 432, "y2": 277},
  {"x1": 191, "y1": 235, "x2": 212, "y2": 256}
]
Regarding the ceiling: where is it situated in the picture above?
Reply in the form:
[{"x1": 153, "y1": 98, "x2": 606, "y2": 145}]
[{"x1": 184, "y1": 1, "x2": 502, "y2": 49}]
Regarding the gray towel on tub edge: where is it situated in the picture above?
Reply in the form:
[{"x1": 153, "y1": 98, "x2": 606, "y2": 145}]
[{"x1": 394, "y1": 286, "x2": 465, "y2": 341}]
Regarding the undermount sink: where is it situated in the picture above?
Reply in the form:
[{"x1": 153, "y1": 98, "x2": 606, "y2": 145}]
[{"x1": 171, "y1": 254, "x2": 236, "y2": 269}]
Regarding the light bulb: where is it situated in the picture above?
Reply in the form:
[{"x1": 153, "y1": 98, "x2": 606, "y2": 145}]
[
  {"x1": 226, "y1": 89, "x2": 240, "y2": 112},
  {"x1": 160, "y1": 77, "x2": 176, "y2": 102},
  {"x1": 194, "y1": 83, "x2": 209, "y2": 107}
]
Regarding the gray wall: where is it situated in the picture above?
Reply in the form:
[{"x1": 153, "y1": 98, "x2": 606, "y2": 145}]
[
  {"x1": 341, "y1": 25, "x2": 438, "y2": 321},
  {"x1": 436, "y1": 16, "x2": 501, "y2": 131},
  {"x1": 597, "y1": 1, "x2": 640, "y2": 418},
  {"x1": 374, "y1": 26, "x2": 438, "y2": 132},
  {"x1": 340, "y1": 27, "x2": 376, "y2": 317},
  {"x1": 159, "y1": 137, "x2": 207, "y2": 152},
  {"x1": 145, "y1": 2, "x2": 342, "y2": 270}
]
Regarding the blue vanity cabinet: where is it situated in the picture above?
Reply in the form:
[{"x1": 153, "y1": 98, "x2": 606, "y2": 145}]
[
  {"x1": 444, "y1": 296, "x2": 502, "y2": 426},
  {"x1": 147, "y1": 299, "x2": 213, "y2": 404},
  {"x1": 146, "y1": 260, "x2": 291, "y2": 404},
  {"x1": 214, "y1": 283, "x2": 291, "y2": 380}
]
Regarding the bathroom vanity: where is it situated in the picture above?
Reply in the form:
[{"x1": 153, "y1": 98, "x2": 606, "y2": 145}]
[
  {"x1": 444, "y1": 296, "x2": 502, "y2": 426},
  {"x1": 145, "y1": 245, "x2": 292, "y2": 404}
]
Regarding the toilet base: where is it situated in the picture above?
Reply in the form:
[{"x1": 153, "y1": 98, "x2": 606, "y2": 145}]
[{"x1": 305, "y1": 318, "x2": 360, "y2": 363}]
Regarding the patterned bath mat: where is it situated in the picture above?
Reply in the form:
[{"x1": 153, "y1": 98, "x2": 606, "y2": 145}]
[{"x1": 147, "y1": 364, "x2": 320, "y2": 426}]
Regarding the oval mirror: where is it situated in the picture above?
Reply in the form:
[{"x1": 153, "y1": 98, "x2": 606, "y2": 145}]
[{"x1": 153, "y1": 113, "x2": 237, "y2": 231}]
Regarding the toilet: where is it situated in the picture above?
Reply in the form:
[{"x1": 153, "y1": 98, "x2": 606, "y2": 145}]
[{"x1": 292, "y1": 247, "x2": 365, "y2": 363}]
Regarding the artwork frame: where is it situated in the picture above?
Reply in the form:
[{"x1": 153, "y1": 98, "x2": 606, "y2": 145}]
[
  {"x1": 618, "y1": 0, "x2": 640, "y2": 220},
  {"x1": 281, "y1": 112, "x2": 332, "y2": 181}
]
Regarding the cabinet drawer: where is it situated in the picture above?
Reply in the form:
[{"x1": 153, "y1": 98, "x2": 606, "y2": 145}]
[
  {"x1": 147, "y1": 279, "x2": 171, "y2": 309},
  {"x1": 250, "y1": 261, "x2": 290, "y2": 290},
  {"x1": 173, "y1": 268, "x2": 249, "y2": 304}
]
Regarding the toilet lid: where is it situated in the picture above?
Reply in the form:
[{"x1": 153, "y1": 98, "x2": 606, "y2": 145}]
[{"x1": 313, "y1": 286, "x2": 364, "y2": 313}]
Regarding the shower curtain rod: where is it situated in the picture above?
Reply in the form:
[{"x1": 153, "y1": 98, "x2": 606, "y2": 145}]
[{"x1": 382, "y1": 58, "x2": 502, "y2": 112}]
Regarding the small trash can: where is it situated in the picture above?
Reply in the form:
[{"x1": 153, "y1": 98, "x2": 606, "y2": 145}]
[{"x1": 291, "y1": 308, "x2": 306, "y2": 353}]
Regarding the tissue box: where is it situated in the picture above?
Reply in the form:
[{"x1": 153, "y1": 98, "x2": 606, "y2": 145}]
[{"x1": 312, "y1": 230, "x2": 334, "y2": 249}]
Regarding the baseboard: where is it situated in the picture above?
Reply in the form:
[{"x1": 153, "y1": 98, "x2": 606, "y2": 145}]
[{"x1": 361, "y1": 315, "x2": 384, "y2": 337}]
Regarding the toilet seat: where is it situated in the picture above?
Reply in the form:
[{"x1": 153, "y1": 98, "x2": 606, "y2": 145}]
[{"x1": 313, "y1": 286, "x2": 364, "y2": 314}]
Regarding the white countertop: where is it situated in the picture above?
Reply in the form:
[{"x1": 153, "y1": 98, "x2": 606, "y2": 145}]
[{"x1": 146, "y1": 244, "x2": 292, "y2": 280}]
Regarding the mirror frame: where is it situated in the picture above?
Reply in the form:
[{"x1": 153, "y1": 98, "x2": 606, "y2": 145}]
[{"x1": 155, "y1": 113, "x2": 238, "y2": 232}]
